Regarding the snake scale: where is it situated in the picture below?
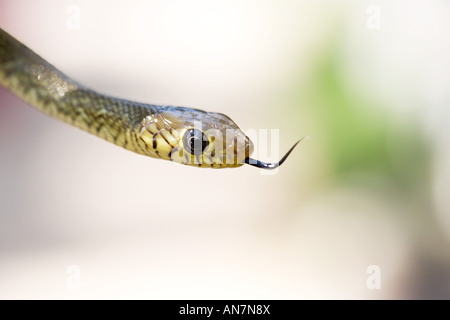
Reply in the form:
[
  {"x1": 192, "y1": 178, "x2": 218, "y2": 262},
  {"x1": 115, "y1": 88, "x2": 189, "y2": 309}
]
[{"x1": 0, "y1": 28, "x2": 300, "y2": 169}]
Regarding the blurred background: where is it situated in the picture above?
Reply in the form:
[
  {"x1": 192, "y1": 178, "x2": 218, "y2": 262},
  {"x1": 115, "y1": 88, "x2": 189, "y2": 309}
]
[{"x1": 1, "y1": 0, "x2": 449, "y2": 299}]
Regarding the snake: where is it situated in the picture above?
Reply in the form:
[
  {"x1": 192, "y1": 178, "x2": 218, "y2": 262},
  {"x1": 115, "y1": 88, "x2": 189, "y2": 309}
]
[{"x1": 0, "y1": 28, "x2": 301, "y2": 169}]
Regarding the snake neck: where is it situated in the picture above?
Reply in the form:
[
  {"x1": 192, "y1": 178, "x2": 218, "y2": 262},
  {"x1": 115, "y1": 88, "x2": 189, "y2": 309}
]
[{"x1": 0, "y1": 28, "x2": 165, "y2": 157}]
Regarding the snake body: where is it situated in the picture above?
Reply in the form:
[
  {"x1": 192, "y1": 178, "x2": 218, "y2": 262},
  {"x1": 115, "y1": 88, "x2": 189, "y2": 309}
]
[
  {"x1": 0, "y1": 28, "x2": 301, "y2": 169},
  {"x1": 0, "y1": 28, "x2": 255, "y2": 168}
]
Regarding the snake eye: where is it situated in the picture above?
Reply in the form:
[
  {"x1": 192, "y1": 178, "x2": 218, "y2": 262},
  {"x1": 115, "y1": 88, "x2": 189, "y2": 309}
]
[{"x1": 183, "y1": 129, "x2": 209, "y2": 156}]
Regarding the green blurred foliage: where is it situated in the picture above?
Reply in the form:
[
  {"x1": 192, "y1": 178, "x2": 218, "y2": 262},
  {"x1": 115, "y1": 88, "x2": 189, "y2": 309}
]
[{"x1": 291, "y1": 40, "x2": 431, "y2": 197}]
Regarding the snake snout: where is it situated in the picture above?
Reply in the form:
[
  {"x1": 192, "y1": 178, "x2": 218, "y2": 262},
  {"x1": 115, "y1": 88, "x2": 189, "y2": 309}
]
[{"x1": 223, "y1": 129, "x2": 254, "y2": 165}]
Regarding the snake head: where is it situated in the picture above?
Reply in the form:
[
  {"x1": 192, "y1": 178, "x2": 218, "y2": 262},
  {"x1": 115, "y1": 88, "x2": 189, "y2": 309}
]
[{"x1": 138, "y1": 106, "x2": 254, "y2": 168}]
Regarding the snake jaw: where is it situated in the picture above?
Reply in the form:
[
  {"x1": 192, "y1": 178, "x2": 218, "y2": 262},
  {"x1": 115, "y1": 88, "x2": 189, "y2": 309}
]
[{"x1": 168, "y1": 131, "x2": 252, "y2": 168}]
